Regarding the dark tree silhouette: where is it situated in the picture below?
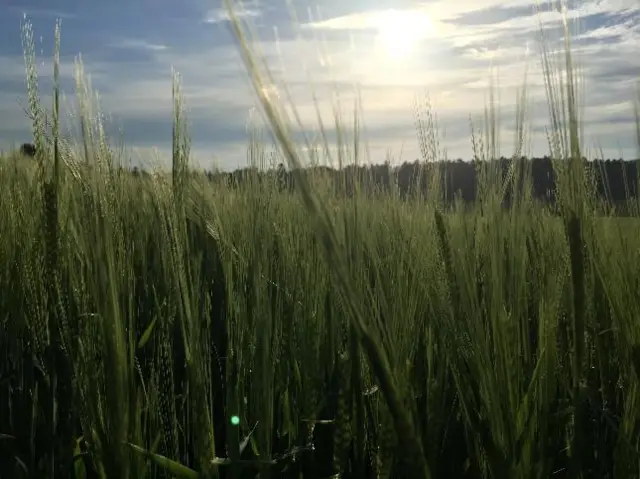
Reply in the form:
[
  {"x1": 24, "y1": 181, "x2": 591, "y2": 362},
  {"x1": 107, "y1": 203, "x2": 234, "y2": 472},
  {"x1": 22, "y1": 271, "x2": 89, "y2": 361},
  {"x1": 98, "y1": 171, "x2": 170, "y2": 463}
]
[
  {"x1": 19, "y1": 143, "x2": 36, "y2": 157},
  {"x1": 203, "y1": 156, "x2": 640, "y2": 215},
  {"x1": 9, "y1": 148, "x2": 637, "y2": 215}
]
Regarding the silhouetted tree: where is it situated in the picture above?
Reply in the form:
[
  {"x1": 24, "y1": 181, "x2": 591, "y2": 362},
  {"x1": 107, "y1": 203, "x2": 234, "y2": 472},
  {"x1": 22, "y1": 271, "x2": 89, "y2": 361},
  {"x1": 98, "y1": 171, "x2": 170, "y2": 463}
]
[
  {"x1": 19, "y1": 143, "x2": 36, "y2": 157},
  {"x1": 118, "y1": 156, "x2": 640, "y2": 215}
]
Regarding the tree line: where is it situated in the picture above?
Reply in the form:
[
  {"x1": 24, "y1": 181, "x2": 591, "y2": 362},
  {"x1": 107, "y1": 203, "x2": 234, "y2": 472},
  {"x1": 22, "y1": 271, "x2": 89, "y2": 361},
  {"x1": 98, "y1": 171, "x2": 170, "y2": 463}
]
[
  {"x1": 190, "y1": 156, "x2": 640, "y2": 212},
  {"x1": 15, "y1": 144, "x2": 640, "y2": 212}
]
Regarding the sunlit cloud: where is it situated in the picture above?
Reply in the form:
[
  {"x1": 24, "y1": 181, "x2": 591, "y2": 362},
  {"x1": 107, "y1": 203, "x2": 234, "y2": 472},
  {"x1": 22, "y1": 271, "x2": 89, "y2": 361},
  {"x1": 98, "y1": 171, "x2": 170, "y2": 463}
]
[{"x1": 303, "y1": 8, "x2": 437, "y2": 61}]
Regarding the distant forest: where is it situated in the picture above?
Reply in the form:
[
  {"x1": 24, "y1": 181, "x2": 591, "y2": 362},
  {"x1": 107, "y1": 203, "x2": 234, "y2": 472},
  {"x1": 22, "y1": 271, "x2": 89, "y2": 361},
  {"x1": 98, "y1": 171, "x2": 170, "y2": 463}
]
[{"x1": 153, "y1": 156, "x2": 640, "y2": 211}]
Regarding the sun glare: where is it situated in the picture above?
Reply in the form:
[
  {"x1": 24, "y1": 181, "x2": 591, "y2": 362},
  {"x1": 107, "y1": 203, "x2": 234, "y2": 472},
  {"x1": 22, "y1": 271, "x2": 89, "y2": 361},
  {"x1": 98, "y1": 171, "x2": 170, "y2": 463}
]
[{"x1": 375, "y1": 9, "x2": 434, "y2": 61}]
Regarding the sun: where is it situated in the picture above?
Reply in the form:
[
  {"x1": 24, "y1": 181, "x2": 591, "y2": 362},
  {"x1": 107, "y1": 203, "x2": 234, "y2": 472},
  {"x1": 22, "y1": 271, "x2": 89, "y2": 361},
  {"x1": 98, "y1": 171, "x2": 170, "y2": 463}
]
[{"x1": 375, "y1": 9, "x2": 434, "y2": 61}]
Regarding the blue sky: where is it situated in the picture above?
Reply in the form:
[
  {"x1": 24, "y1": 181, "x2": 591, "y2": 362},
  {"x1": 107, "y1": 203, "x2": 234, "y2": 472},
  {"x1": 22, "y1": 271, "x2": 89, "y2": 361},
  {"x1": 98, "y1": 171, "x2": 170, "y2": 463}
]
[{"x1": 0, "y1": 0, "x2": 638, "y2": 170}]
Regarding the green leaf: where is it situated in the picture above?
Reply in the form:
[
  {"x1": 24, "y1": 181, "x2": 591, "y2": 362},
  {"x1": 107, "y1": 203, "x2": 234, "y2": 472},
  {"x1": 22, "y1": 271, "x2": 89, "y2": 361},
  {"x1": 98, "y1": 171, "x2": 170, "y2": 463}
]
[
  {"x1": 127, "y1": 442, "x2": 199, "y2": 479},
  {"x1": 239, "y1": 421, "x2": 259, "y2": 455},
  {"x1": 73, "y1": 436, "x2": 87, "y2": 479},
  {"x1": 137, "y1": 315, "x2": 159, "y2": 349}
]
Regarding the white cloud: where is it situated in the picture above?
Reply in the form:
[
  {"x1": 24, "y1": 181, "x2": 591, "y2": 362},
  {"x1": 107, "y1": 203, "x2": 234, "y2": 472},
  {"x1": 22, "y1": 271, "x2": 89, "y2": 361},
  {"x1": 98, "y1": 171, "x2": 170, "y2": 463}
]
[
  {"x1": 107, "y1": 39, "x2": 168, "y2": 52},
  {"x1": 203, "y1": 6, "x2": 261, "y2": 25}
]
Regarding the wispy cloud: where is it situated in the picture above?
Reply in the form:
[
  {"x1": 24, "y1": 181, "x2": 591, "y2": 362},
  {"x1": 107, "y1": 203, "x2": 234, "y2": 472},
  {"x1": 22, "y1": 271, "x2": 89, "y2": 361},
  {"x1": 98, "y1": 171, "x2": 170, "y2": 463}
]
[
  {"x1": 302, "y1": 8, "x2": 434, "y2": 32},
  {"x1": 203, "y1": 6, "x2": 261, "y2": 25},
  {"x1": 7, "y1": 5, "x2": 78, "y2": 20},
  {"x1": 108, "y1": 39, "x2": 168, "y2": 52}
]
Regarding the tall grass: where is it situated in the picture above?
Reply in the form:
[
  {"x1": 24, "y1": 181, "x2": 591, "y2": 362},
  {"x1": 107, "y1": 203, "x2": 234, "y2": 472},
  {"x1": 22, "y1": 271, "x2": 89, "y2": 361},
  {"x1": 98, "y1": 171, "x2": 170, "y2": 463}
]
[{"x1": 0, "y1": 3, "x2": 639, "y2": 478}]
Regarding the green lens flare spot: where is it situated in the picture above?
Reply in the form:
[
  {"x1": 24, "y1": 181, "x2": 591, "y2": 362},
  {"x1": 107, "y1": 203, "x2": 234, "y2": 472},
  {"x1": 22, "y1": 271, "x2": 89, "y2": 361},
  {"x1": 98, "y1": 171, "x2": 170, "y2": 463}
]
[{"x1": 230, "y1": 416, "x2": 240, "y2": 426}]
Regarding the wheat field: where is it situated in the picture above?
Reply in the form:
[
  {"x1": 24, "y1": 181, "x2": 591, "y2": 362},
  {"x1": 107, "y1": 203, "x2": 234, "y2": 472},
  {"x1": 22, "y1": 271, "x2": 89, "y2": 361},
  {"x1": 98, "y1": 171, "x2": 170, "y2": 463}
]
[{"x1": 1, "y1": 5, "x2": 640, "y2": 479}]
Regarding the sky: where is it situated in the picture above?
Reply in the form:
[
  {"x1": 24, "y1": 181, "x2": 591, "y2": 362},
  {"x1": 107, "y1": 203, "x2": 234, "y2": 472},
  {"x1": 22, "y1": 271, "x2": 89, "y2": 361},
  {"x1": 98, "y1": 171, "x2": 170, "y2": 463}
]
[{"x1": 0, "y1": 0, "x2": 638, "y2": 170}]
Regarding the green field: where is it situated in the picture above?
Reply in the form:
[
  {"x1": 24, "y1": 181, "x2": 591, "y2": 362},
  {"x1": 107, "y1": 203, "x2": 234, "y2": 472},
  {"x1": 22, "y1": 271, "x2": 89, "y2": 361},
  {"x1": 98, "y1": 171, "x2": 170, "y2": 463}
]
[{"x1": 2, "y1": 8, "x2": 640, "y2": 479}]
